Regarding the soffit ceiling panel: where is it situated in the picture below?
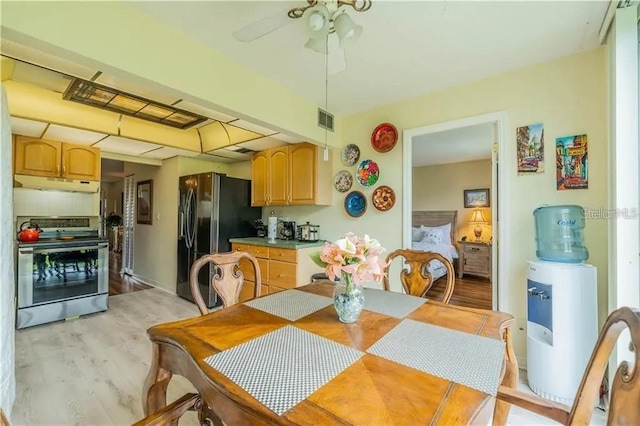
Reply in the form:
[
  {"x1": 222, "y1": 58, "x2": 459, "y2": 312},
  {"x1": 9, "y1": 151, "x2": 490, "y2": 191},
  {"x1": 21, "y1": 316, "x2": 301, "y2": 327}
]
[
  {"x1": 141, "y1": 146, "x2": 200, "y2": 159},
  {"x1": 207, "y1": 148, "x2": 252, "y2": 161},
  {"x1": 95, "y1": 73, "x2": 182, "y2": 106},
  {"x1": 95, "y1": 135, "x2": 161, "y2": 156},
  {"x1": 1, "y1": 57, "x2": 16, "y2": 81},
  {"x1": 195, "y1": 153, "x2": 237, "y2": 164},
  {"x1": 271, "y1": 133, "x2": 304, "y2": 143},
  {"x1": 11, "y1": 61, "x2": 73, "y2": 94},
  {"x1": 237, "y1": 136, "x2": 288, "y2": 151},
  {"x1": 10, "y1": 116, "x2": 48, "y2": 137},
  {"x1": 43, "y1": 124, "x2": 107, "y2": 145},
  {"x1": 0, "y1": 39, "x2": 97, "y2": 80},
  {"x1": 228, "y1": 119, "x2": 276, "y2": 136},
  {"x1": 174, "y1": 100, "x2": 237, "y2": 123},
  {"x1": 199, "y1": 121, "x2": 230, "y2": 152},
  {"x1": 223, "y1": 123, "x2": 262, "y2": 144}
]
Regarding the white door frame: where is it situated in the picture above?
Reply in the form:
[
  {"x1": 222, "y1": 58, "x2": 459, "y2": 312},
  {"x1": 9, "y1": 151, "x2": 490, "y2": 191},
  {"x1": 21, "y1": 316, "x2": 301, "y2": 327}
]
[{"x1": 402, "y1": 111, "x2": 508, "y2": 310}]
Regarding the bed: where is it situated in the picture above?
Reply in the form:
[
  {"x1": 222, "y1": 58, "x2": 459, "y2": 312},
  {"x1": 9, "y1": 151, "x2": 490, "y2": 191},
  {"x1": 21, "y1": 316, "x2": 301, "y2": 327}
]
[{"x1": 410, "y1": 211, "x2": 459, "y2": 281}]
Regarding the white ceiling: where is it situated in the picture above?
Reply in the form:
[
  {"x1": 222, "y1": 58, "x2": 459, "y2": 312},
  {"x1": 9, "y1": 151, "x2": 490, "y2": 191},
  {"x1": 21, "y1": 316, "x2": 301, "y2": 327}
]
[
  {"x1": 129, "y1": 0, "x2": 609, "y2": 115},
  {"x1": 412, "y1": 123, "x2": 494, "y2": 168}
]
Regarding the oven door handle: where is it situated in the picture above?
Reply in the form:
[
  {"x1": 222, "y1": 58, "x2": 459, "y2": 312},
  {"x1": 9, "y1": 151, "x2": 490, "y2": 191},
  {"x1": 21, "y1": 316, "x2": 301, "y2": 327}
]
[{"x1": 20, "y1": 243, "x2": 108, "y2": 254}]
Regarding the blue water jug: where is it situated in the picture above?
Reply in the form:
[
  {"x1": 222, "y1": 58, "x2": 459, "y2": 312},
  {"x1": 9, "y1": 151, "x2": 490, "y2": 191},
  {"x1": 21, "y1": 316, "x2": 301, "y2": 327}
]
[{"x1": 533, "y1": 205, "x2": 588, "y2": 263}]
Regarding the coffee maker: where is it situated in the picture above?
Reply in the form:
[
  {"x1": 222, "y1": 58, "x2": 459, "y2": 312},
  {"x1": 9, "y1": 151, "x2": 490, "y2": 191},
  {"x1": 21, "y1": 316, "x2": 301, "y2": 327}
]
[{"x1": 279, "y1": 221, "x2": 296, "y2": 240}]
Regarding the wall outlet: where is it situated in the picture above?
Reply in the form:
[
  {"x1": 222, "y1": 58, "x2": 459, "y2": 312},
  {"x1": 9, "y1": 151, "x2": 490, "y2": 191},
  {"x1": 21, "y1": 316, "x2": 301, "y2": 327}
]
[{"x1": 516, "y1": 318, "x2": 527, "y2": 335}]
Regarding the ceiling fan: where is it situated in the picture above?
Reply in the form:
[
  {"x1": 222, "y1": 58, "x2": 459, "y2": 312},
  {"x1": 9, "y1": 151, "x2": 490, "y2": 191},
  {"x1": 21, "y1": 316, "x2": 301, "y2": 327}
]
[{"x1": 233, "y1": 0, "x2": 372, "y2": 74}]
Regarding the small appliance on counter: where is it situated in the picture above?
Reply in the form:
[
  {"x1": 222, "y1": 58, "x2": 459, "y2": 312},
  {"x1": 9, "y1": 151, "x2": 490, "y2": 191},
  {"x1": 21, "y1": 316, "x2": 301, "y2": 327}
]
[
  {"x1": 279, "y1": 221, "x2": 296, "y2": 240},
  {"x1": 297, "y1": 222, "x2": 320, "y2": 242},
  {"x1": 267, "y1": 212, "x2": 278, "y2": 243},
  {"x1": 254, "y1": 219, "x2": 266, "y2": 237}
]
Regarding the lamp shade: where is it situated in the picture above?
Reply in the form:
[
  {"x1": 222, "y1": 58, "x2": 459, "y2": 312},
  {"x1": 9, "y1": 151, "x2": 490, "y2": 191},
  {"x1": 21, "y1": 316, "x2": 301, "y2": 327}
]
[
  {"x1": 334, "y1": 12, "x2": 363, "y2": 48},
  {"x1": 302, "y1": 4, "x2": 330, "y2": 39},
  {"x1": 469, "y1": 209, "x2": 488, "y2": 224},
  {"x1": 305, "y1": 36, "x2": 328, "y2": 54}
]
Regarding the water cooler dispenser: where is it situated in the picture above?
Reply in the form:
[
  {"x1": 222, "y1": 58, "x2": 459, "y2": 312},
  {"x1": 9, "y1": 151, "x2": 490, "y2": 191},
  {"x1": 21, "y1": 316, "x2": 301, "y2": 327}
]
[{"x1": 527, "y1": 205, "x2": 598, "y2": 405}]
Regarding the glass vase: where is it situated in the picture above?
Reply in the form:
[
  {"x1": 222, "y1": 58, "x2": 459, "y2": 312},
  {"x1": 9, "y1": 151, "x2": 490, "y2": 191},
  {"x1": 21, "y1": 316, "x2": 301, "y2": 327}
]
[{"x1": 333, "y1": 273, "x2": 365, "y2": 323}]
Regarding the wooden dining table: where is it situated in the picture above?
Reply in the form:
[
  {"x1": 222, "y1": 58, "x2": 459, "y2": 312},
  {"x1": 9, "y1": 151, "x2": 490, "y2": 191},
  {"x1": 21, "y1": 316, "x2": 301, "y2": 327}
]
[{"x1": 141, "y1": 282, "x2": 517, "y2": 425}]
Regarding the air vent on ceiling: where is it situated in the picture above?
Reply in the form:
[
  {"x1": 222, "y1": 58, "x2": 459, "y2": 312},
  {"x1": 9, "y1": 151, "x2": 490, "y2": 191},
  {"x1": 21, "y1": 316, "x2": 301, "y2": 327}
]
[
  {"x1": 234, "y1": 147, "x2": 255, "y2": 154},
  {"x1": 318, "y1": 108, "x2": 334, "y2": 132}
]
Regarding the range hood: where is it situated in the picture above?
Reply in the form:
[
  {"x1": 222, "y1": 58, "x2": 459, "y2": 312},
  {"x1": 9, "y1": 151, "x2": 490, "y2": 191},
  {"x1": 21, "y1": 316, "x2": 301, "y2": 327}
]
[{"x1": 14, "y1": 174, "x2": 100, "y2": 193}]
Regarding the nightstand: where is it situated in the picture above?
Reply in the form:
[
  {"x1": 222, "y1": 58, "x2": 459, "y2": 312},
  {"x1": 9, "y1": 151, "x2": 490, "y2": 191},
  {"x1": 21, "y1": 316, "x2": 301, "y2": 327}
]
[{"x1": 458, "y1": 241, "x2": 492, "y2": 279}]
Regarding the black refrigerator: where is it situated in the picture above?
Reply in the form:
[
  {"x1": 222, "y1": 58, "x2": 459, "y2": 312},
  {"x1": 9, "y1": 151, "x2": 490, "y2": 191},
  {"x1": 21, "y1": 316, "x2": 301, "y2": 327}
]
[{"x1": 177, "y1": 173, "x2": 261, "y2": 307}]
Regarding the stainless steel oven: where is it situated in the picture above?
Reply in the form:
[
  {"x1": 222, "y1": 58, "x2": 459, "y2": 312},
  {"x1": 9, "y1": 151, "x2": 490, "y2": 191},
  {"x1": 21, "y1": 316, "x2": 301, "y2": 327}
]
[{"x1": 16, "y1": 218, "x2": 109, "y2": 329}]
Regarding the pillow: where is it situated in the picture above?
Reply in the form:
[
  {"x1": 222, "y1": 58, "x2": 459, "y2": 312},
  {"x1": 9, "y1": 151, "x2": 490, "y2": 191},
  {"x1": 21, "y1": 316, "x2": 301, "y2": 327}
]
[
  {"x1": 420, "y1": 228, "x2": 443, "y2": 244},
  {"x1": 411, "y1": 227, "x2": 423, "y2": 242},
  {"x1": 420, "y1": 223, "x2": 452, "y2": 245}
]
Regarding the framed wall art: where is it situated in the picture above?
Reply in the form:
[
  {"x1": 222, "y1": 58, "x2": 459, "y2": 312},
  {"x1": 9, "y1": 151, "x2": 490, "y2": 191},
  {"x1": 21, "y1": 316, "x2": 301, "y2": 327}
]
[
  {"x1": 556, "y1": 134, "x2": 588, "y2": 190},
  {"x1": 137, "y1": 179, "x2": 153, "y2": 224},
  {"x1": 516, "y1": 123, "x2": 544, "y2": 174},
  {"x1": 464, "y1": 188, "x2": 490, "y2": 208}
]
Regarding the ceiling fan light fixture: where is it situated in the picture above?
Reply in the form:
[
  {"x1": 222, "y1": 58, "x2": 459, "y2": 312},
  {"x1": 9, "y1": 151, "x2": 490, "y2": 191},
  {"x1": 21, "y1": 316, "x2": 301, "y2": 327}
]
[
  {"x1": 334, "y1": 12, "x2": 362, "y2": 48},
  {"x1": 305, "y1": 36, "x2": 328, "y2": 54},
  {"x1": 302, "y1": 4, "x2": 331, "y2": 38}
]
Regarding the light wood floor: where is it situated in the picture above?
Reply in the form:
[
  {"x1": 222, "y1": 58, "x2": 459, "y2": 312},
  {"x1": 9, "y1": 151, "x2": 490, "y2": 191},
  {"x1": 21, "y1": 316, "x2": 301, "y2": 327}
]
[
  {"x1": 11, "y1": 287, "x2": 606, "y2": 425},
  {"x1": 108, "y1": 252, "x2": 153, "y2": 296}
]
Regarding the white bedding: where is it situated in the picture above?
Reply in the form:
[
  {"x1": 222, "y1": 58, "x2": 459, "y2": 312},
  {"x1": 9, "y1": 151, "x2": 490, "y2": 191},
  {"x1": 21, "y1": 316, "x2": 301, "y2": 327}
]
[{"x1": 410, "y1": 241, "x2": 459, "y2": 281}]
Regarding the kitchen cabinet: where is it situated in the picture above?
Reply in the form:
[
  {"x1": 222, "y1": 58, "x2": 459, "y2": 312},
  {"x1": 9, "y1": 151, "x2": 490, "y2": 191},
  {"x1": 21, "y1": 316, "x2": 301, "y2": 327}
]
[
  {"x1": 232, "y1": 242, "x2": 322, "y2": 301},
  {"x1": 14, "y1": 135, "x2": 101, "y2": 181},
  {"x1": 251, "y1": 142, "x2": 330, "y2": 206}
]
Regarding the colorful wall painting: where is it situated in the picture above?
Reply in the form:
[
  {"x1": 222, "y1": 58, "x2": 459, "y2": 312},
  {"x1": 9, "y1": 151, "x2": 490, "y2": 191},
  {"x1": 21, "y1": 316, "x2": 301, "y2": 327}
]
[
  {"x1": 516, "y1": 123, "x2": 544, "y2": 175},
  {"x1": 556, "y1": 134, "x2": 588, "y2": 190}
]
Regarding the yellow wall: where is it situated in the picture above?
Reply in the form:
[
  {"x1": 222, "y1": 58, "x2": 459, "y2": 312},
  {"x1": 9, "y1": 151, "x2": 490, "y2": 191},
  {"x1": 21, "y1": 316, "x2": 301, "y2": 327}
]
[
  {"x1": 273, "y1": 48, "x2": 608, "y2": 364},
  {"x1": 412, "y1": 160, "x2": 492, "y2": 242}
]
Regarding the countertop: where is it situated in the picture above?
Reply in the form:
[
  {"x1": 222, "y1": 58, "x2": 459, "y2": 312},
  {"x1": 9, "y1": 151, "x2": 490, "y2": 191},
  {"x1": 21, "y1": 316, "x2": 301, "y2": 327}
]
[{"x1": 229, "y1": 237, "x2": 326, "y2": 249}]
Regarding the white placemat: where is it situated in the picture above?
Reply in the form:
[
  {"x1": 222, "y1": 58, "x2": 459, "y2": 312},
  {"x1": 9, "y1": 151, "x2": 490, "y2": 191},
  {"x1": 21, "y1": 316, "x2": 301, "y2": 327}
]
[
  {"x1": 367, "y1": 319, "x2": 505, "y2": 396},
  {"x1": 363, "y1": 288, "x2": 427, "y2": 318},
  {"x1": 204, "y1": 325, "x2": 364, "y2": 415},
  {"x1": 245, "y1": 289, "x2": 333, "y2": 321}
]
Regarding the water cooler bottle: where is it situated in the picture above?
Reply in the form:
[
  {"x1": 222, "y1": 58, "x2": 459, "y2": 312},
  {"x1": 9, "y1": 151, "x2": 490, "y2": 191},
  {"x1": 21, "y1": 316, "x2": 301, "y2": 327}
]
[{"x1": 527, "y1": 205, "x2": 598, "y2": 405}]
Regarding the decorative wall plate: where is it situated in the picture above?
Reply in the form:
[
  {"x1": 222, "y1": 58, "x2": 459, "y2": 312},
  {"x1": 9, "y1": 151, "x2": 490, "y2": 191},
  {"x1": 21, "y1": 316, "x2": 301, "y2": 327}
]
[
  {"x1": 334, "y1": 170, "x2": 353, "y2": 193},
  {"x1": 372, "y1": 185, "x2": 396, "y2": 212},
  {"x1": 371, "y1": 122, "x2": 398, "y2": 153},
  {"x1": 356, "y1": 159, "x2": 380, "y2": 187},
  {"x1": 344, "y1": 191, "x2": 367, "y2": 218},
  {"x1": 341, "y1": 144, "x2": 360, "y2": 166}
]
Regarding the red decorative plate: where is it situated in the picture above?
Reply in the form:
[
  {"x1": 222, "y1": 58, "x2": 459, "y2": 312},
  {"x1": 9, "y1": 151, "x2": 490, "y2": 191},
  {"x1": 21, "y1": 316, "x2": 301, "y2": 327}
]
[{"x1": 371, "y1": 122, "x2": 398, "y2": 153}]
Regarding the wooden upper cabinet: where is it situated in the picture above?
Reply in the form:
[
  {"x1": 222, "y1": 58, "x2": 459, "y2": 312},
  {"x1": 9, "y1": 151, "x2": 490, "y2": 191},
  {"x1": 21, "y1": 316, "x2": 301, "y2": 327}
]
[
  {"x1": 250, "y1": 142, "x2": 331, "y2": 206},
  {"x1": 14, "y1": 135, "x2": 101, "y2": 181},
  {"x1": 14, "y1": 137, "x2": 62, "y2": 177},
  {"x1": 251, "y1": 152, "x2": 269, "y2": 206},
  {"x1": 289, "y1": 143, "x2": 316, "y2": 204},
  {"x1": 62, "y1": 144, "x2": 101, "y2": 180},
  {"x1": 269, "y1": 148, "x2": 289, "y2": 205}
]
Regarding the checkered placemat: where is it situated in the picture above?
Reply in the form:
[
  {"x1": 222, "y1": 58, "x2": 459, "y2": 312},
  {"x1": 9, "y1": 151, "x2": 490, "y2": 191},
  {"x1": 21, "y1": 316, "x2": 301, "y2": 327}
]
[
  {"x1": 367, "y1": 319, "x2": 505, "y2": 396},
  {"x1": 204, "y1": 325, "x2": 363, "y2": 415},
  {"x1": 363, "y1": 288, "x2": 426, "y2": 318},
  {"x1": 245, "y1": 289, "x2": 333, "y2": 321}
]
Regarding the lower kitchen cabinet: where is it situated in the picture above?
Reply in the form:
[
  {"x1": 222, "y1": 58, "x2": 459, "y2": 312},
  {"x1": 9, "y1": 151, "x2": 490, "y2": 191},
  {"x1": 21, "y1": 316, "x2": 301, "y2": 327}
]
[{"x1": 232, "y1": 242, "x2": 322, "y2": 301}]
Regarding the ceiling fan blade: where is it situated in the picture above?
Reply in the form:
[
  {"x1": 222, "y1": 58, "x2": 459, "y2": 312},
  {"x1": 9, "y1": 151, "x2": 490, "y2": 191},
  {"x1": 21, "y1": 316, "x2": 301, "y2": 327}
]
[
  {"x1": 327, "y1": 37, "x2": 347, "y2": 75},
  {"x1": 233, "y1": 12, "x2": 293, "y2": 42}
]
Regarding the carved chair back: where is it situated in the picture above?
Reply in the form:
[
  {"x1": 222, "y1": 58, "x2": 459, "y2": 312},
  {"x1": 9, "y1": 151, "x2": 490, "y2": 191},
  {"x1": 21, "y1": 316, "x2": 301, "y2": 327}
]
[
  {"x1": 189, "y1": 251, "x2": 261, "y2": 315},
  {"x1": 383, "y1": 249, "x2": 455, "y2": 303},
  {"x1": 496, "y1": 307, "x2": 640, "y2": 425}
]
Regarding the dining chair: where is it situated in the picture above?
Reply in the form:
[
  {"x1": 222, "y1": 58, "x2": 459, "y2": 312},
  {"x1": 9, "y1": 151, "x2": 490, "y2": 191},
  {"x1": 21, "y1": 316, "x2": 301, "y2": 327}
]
[
  {"x1": 190, "y1": 251, "x2": 262, "y2": 315},
  {"x1": 383, "y1": 248, "x2": 456, "y2": 303},
  {"x1": 495, "y1": 306, "x2": 640, "y2": 425},
  {"x1": 134, "y1": 251, "x2": 261, "y2": 425}
]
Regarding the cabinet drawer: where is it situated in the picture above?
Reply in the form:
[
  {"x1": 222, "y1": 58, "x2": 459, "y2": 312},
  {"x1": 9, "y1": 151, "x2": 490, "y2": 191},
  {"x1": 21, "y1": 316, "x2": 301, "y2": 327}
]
[
  {"x1": 238, "y1": 258, "x2": 269, "y2": 283},
  {"x1": 260, "y1": 284, "x2": 269, "y2": 296},
  {"x1": 232, "y1": 243, "x2": 269, "y2": 259},
  {"x1": 269, "y1": 285, "x2": 287, "y2": 294},
  {"x1": 269, "y1": 261, "x2": 297, "y2": 288},
  {"x1": 464, "y1": 263, "x2": 490, "y2": 274},
  {"x1": 269, "y1": 247, "x2": 297, "y2": 263},
  {"x1": 238, "y1": 281, "x2": 258, "y2": 303},
  {"x1": 463, "y1": 245, "x2": 490, "y2": 255}
]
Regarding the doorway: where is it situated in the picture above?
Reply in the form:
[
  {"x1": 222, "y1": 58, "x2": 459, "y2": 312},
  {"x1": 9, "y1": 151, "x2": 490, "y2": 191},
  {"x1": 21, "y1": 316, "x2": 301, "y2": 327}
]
[{"x1": 402, "y1": 111, "x2": 508, "y2": 310}]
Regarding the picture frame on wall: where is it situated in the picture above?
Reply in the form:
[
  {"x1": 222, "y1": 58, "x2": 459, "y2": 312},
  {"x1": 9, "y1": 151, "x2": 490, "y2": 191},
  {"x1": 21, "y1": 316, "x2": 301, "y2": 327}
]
[
  {"x1": 136, "y1": 179, "x2": 153, "y2": 224},
  {"x1": 464, "y1": 188, "x2": 490, "y2": 208}
]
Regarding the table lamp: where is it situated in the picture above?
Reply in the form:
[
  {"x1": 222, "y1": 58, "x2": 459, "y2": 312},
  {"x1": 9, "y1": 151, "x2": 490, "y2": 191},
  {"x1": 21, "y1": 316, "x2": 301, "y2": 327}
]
[{"x1": 469, "y1": 208, "x2": 488, "y2": 241}]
